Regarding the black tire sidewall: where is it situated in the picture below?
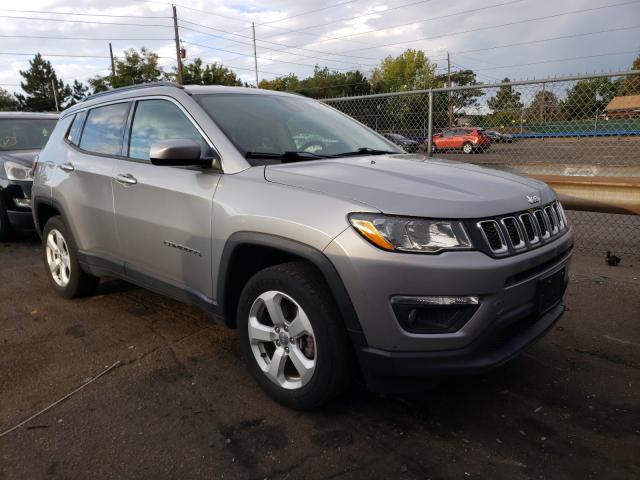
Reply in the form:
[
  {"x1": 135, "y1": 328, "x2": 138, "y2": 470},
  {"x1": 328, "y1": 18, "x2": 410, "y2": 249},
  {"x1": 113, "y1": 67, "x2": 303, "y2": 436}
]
[
  {"x1": 42, "y1": 216, "x2": 90, "y2": 298},
  {"x1": 237, "y1": 263, "x2": 351, "y2": 409}
]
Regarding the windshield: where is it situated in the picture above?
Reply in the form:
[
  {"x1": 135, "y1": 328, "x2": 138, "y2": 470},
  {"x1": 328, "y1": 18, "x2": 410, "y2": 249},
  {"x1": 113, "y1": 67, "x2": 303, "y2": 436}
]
[
  {"x1": 195, "y1": 93, "x2": 403, "y2": 163},
  {"x1": 0, "y1": 118, "x2": 57, "y2": 151}
]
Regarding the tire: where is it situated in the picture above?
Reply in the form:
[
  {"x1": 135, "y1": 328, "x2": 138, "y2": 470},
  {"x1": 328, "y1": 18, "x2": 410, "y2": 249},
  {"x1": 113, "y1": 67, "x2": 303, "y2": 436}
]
[
  {"x1": 42, "y1": 216, "x2": 99, "y2": 298},
  {"x1": 462, "y1": 142, "x2": 474, "y2": 154},
  {"x1": 237, "y1": 262, "x2": 355, "y2": 410},
  {"x1": 431, "y1": 143, "x2": 438, "y2": 154},
  {"x1": 0, "y1": 197, "x2": 13, "y2": 242}
]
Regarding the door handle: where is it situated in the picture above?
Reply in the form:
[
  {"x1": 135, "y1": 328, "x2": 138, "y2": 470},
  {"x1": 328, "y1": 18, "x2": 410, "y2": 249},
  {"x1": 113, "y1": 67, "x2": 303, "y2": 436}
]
[
  {"x1": 59, "y1": 163, "x2": 75, "y2": 172},
  {"x1": 114, "y1": 173, "x2": 138, "y2": 186}
]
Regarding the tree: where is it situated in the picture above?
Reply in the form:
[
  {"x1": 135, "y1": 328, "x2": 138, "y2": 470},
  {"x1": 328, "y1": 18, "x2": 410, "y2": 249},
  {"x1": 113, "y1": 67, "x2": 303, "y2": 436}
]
[
  {"x1": 619, "y1": 53, "x2": 640, "y2": 95},
  {"x1": 170, "y1": 58, "x2": 245, "y2": 86},
  {"x1": 259, "y1": 73, "x2": 301, "y2": 92},
  {"x1": 370, "y1": 49, "x2": 437, "y2": 93},
  {"x1": 15, "y1": 54, "x2": 71, "y2": 112},
  {"x1": 525, "y1": 90, "x2": 561, "y2": 123},
  {"x1": 67, "y1": 80, "x2": 90, "y2": 107},
  {"x1": 561, "y1": 78, "x2": 618, "y2": 119},
  {"x1": 439, "y1": 69, "x2": 483, "y2": 115},
  {"x1": 487, "y1": 78, "x2": 523, "y2": 112},
  {"x1": 89, "y1": 47, "x2": 163, "y2": 92},
  {"x1": 0, "y1": 87, "x2": 18, "y2": 111}
]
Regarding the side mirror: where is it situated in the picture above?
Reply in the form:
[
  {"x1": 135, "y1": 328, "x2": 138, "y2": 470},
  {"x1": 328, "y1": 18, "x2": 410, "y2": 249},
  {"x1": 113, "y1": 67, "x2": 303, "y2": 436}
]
[{"x1": 149, "y1": 139, "x2": 218, "y2": 168}]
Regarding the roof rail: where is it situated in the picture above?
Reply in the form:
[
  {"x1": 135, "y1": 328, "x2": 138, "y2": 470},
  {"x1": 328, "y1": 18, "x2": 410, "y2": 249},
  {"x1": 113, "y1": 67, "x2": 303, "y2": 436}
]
[{"x1": 83, "y1": 81, "x2": 184, "y2": 102}]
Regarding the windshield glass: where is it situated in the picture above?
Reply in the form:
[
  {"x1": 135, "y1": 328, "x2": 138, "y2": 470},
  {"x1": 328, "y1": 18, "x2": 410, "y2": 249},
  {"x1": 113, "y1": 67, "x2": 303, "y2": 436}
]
[
  {"x1": 195, "y1": 93, "x2": 403, "y2": 163},
  {"x1": 0, "y1": 118, "x2": 57, "y2": 151}
]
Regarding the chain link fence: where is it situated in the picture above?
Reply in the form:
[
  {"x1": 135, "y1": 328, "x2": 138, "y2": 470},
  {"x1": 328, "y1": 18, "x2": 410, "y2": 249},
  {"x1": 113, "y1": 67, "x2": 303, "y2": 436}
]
[{"x1": 323, "y1": 71, "x2": 640, "y2": 256}]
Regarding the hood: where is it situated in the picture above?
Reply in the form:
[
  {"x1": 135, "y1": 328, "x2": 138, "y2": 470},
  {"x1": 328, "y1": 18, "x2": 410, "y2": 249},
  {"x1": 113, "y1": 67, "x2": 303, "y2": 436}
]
[
  {"x1": 0, "y1": 149, "x2": 39, "y2": 168},
  {"x1": 264, "y1": 154, "x2": 555, "y2": 218}
]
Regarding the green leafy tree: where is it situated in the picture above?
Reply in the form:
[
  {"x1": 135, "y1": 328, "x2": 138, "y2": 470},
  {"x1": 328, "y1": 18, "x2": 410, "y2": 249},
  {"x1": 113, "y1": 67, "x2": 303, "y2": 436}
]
[
  {"x1": 171, "y1": 58, "x2": 245, "y2": 86},
  {"x1": 370, "y1": 49, "x2": 437, "y2": 93},
  {"x1": 561, "y1": 78, "x2": 618, "y2": 119},
  {"x1": 298, "y1": 67, "x2": 371, "y2": 98},
  {"x1": 0, "y1": 87, "x2": 18, "y2": 111},
  {"x1": 66, "y1": 80, "x2": 89, "y2": 107},
  {"x1": 487, "y1": 78, "x2": 523, "y2": 111},
  {"x1": 15, "y1": 54, "x2": 71, "y2": 112},
  {"x1": 89, "y1": 47, "x2": 163, "y2": 92},
  {"x1": 619, "y1": 53, "x2": 640, "y2": 95},
  {"x1": 259, "y1": 73, "x2": 301, "y2": 92}
]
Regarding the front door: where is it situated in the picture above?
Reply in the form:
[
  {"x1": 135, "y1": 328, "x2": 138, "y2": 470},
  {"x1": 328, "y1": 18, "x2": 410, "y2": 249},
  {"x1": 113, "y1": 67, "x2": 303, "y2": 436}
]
[{"x1": 111, "y1": 98, "x2": 221, "y2": 300}]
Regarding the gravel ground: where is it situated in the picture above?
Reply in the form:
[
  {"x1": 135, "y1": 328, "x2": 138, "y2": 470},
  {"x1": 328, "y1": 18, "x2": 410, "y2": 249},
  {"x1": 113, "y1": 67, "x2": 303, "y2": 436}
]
[{"x1": 1, "y1": 237, "x2": 639, "y2": 480}]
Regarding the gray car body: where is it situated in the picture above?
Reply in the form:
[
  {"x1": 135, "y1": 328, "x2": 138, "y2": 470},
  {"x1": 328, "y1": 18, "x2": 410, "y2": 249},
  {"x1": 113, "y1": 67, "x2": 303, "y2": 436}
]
[{"x1": 32, "y1": 84, "x2": 573, "y2": 388}]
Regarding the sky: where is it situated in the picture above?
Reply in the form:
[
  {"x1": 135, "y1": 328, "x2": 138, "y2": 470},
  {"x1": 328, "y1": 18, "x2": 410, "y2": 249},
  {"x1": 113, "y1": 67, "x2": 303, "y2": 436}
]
[{"x1": 0, "y1": 0, "x2": 638, "y2": 94}]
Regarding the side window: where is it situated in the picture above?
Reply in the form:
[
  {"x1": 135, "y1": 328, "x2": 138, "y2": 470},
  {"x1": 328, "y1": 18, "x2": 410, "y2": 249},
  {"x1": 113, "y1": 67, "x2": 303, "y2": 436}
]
[
  {"x1": 66, "y1": 110, "x2": 87, "y2": 146},
  {"x1": 128, "y1": 99, "x2": 209, "y2": 161},
  {"x1": 79, "y1": 102, "x2": 130, "y2": 155}
]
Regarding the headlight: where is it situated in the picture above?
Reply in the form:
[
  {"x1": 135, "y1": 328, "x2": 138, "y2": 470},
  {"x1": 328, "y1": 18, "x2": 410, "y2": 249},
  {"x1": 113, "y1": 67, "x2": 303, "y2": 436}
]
[
  {"x1": 3, "y1": 161, "x2": 34, "y2": 181},
  {"x1": 349, "y1": 213, "x2": 473, "y2": 253}
]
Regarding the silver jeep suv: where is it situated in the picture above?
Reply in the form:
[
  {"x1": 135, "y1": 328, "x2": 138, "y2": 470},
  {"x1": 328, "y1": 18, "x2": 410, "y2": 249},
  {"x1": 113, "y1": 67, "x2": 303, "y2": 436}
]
[{"x1": 32, "y1": 83, "x2": 573, "y2": 409}]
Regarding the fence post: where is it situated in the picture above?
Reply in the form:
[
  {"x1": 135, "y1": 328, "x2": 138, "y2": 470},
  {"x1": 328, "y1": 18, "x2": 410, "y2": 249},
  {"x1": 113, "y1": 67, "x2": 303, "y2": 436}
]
[{"x1": 427, "y1": 89, "x2": 433, "y2": 158}]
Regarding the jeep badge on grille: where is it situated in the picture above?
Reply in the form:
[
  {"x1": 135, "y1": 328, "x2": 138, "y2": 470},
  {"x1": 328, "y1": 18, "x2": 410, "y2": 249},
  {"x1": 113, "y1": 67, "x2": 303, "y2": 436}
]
[{"x1": 526, "y1": 195, "x2": 541, "y2": 204}]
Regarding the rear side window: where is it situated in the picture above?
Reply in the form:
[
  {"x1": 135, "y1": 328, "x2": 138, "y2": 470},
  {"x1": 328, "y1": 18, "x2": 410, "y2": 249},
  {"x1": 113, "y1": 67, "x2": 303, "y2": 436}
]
[
  {"x1": 79, "y1": 102, "x2": 130, "y2": 155},
  {"x1": 128, "y1": 99, "x2": 209, "y2": 161},
  {"x1": 66, "y1": 111, "x2": 87, "y2": 146}
]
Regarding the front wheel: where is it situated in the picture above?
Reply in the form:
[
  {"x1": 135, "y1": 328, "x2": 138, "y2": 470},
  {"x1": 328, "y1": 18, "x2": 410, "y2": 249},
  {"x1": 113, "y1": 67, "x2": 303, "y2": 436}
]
[
  {"x1": 462, "y1": 142, "x2": 474, "y2": 154},
  {"x1": 42, "y1": 216, "x2": 99, "y2": 298},
  {"x1": 237, "y1": 262, "x2": 355, "y2": 409}
]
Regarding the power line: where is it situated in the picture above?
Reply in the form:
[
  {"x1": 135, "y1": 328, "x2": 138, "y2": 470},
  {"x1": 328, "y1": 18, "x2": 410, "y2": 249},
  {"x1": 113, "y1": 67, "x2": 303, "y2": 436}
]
[
  {"x1": 258, "y1": 0, "x2": 362, "y2": 27},
  {"x1": 449, "y1": 25, "x2": 640, "y2": 56},
  {"x1": 0, "y1": 34, "x2": 174, "y2": 41},
  {"x1": 260, "y1": 0, "x2": 438, "y2": 39},
  {"x1": 178, "y1": 20, "x2": 381, "y2": 61},
  {"x1": 0, "y1": 14, "x2": 173, "y2": 27},
  {"x1": 143, "y1": 1, "x2": 251, "y2": 26},
  {"x1": 337, "y1": 0, "x2": 640, "y2": 54},
  {"x1": 254, "y1": 0, "x2": 522, "y2": 60},
  {"x1": 472, "y1": 50, "x2": 639, "y2": 72},
  {"x1": 0, "y1": 52, "x2": 174, "y2": 59},
  {"x1": 0, "y1": 8, "x2": 171, "y2": 18}
]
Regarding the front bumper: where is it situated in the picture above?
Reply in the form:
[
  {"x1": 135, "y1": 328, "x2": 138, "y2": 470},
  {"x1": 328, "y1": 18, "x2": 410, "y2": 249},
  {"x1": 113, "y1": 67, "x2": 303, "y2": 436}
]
[
  {"x1": 1, "y1": 181, "x2": 34, "y2": 231},
  {"x1": 324, "y1": 226, "x2": 573, "y2": 390}
]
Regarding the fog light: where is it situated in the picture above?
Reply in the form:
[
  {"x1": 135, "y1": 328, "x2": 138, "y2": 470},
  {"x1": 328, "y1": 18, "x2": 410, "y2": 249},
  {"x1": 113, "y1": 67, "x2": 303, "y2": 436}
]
[
  {"x1": 391, "y1": 296, "x2": 479, "y2": 333},
  {"x1": 14, "y1": 198, "x2": 32, "y2": 209}
]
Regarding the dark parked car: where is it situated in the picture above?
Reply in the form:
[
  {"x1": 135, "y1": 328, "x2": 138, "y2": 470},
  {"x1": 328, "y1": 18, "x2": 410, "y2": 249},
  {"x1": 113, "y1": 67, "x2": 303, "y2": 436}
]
[
  {"x1": 0, "y1": 112, "x2": 58, "y2": 240},
  {"x1": 484, "y1": 130, "x2": 514, "y2": 143},
  {"x1": 431, "y1": 128, "x2": 491, "y2": 154},
  {"x1": 382, "y1": 132, "x2": 420, "y2": 153}
]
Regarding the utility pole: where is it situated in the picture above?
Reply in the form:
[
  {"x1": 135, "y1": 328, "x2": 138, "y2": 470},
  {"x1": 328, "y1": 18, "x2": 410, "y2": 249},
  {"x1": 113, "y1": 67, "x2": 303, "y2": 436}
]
[
  {"x1": 51, "y1": 79, "x2": 59, "y2": 113},
  {"x1": 172, "y1": 5, "x2": 183, "y2": 84},
  {"x1": 252, "y1": 22, "x2": 259, "y2": 87},
  {"x1": 447, "y1": 52, "x2": 453, "y2": 128},
  {"x1": 109, "y1": 42, "x2": 116, "y2": 86}
]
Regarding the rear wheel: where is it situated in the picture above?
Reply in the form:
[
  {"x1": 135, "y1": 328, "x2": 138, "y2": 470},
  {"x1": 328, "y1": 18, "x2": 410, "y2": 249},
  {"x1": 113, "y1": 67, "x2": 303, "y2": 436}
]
[
  {"x1": 42, "y1": 216, "x2": 99, "y2": 298},
  {"x1": 237, "y1": 262, "x2": 355, "y2": 409},
  {"x1": 431, "y1": 143, "x2": 438, "y2": 154},
  {"x1": 462, "y1": 142, "x2": 474, "y2": 154}
]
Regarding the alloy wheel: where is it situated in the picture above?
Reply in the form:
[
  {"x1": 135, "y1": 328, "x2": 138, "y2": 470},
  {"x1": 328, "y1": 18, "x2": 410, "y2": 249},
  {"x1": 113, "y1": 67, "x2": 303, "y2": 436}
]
[
  {"x1": 247, "y1": 290, "x2": 317, "y2": 390},
  {"x1": 46, "y1": 229, "x2": 71, "y2": 287}
]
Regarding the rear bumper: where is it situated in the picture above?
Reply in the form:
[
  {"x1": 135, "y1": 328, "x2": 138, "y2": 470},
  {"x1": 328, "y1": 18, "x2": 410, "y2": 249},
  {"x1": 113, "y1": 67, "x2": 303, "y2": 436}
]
[{"x1": 356, "y1": 301, "x2": 565, "y2": 393}]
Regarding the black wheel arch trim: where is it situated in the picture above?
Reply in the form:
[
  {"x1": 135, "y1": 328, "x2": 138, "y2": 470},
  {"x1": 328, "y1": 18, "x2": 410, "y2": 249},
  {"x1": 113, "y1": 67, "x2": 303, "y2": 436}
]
[{"x1": 217, "y1": 231, "x2": 366, "y2": 342}]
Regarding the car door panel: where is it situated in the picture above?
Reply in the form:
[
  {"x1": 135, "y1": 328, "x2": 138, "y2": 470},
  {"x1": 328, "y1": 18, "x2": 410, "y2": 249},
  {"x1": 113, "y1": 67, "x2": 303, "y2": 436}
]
[{"x1": 112, "y1": 98, "x2": 221, "y2": 298}]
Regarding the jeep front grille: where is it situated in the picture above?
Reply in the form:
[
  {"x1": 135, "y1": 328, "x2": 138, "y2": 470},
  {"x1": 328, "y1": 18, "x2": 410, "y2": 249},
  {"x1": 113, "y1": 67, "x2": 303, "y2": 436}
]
[{"x1": 474, "y1": 201, "x2": 569, "y2": 256}]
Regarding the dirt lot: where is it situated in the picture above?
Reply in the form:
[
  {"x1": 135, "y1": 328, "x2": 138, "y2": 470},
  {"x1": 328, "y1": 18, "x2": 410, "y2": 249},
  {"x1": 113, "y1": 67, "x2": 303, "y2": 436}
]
[{"x1": 1, "y1": 237, "x2": 639, "y2": 480}]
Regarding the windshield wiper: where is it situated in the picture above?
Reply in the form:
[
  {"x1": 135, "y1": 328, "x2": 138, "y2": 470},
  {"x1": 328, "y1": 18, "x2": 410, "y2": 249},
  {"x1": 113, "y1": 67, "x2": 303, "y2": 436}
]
[
  {"x1": 329, "y1": 147, "x2": 399, "y2": 158},
  {"x1": 245, "y1": 151, "x2": 328, "y2": 161}
]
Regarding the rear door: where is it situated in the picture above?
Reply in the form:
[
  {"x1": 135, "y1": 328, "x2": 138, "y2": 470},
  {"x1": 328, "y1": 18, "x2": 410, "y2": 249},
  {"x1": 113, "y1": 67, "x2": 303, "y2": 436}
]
[
  {"x1": 54, "y1": 102, "x2": 131, "y2": 268},
  {"x1": 111, "y1": 98, "x2": 221, "y2": 299}
]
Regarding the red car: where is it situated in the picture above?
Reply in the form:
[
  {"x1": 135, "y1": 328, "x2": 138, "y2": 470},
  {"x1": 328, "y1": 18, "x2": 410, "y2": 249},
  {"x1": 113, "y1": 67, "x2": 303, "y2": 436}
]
[{"x1": 431, "y1": 128, "x2": 491, "y2": 154}]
